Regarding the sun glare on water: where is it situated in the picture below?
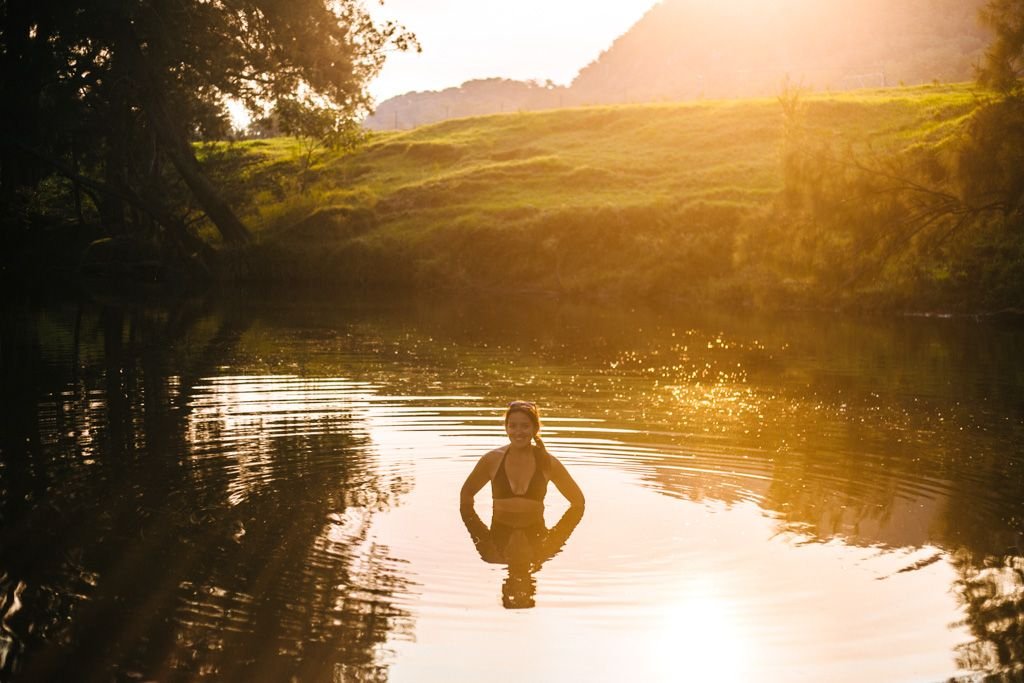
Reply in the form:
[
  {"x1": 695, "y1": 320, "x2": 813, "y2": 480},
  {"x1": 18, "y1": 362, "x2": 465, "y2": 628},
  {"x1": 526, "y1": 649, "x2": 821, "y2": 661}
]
[{"x1": 652, "y1": 579, "x2": 753, "y2": 681}]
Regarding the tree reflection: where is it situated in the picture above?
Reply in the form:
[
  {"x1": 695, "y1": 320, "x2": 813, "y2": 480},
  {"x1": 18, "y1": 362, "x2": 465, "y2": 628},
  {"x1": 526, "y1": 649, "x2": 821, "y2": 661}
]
[
  {"x1": 460, "y1": 506, "x2": 583, "y2": 609},
  {"x1": 952, "y1": 551, "x2": 1024, "y2": 680},
  {"x1": 0, "y1": 298, "x2": 414, "y2": 681}
]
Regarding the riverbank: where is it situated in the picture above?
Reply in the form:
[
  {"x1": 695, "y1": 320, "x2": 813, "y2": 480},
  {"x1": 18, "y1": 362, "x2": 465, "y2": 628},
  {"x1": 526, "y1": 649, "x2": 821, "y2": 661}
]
[
  {"x1": 10, "y1": 82, "x2": 1019, "y2": 313},
  {"x1": 216, "y1": 94, "x2": 789, "y2": 300},
  {"x1": 217, "y1": 82, "x2": 1021, "y2": 312}
]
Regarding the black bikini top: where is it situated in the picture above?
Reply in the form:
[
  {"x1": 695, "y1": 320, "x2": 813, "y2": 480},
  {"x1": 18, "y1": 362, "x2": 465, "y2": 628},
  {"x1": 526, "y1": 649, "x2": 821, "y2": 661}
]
[{"x1": 491, "y1": 446, "x2": 549, "y2": 502}]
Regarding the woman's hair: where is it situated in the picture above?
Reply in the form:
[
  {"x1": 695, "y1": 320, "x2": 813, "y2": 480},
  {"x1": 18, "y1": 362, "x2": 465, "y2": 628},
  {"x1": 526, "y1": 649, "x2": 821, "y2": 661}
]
[
  {"x1": 505, "y1": 401, "x2": 551, "y2": 462},
  {"x1": 505, "y1": 400, "x2": 540, "y2": 430}
]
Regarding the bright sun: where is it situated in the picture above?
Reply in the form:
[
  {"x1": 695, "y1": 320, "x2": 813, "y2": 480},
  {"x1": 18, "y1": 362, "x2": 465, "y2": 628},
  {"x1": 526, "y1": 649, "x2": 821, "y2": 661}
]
[{"x1": 653, "y1": 579, "x2": 753, "y2": 681}]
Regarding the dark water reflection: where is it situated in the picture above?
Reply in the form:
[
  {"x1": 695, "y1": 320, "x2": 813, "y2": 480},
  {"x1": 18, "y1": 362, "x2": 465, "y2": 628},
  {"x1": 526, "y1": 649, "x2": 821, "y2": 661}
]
[{"x1": 1, "y1": 292, "x2": 1023, "y2": 681}]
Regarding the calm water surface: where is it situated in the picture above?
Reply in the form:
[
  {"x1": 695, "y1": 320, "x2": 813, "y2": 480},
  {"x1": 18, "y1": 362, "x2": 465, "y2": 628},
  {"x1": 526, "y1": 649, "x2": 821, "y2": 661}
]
[{"x1": 1, "y1": 293, "x2": 1022, "y2": 682}]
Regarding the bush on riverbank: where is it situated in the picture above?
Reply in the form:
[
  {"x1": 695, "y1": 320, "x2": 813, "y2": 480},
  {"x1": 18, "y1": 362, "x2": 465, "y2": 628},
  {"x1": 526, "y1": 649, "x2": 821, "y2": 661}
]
[{"x1": 756, "y1": 84, "x2": 1024, "y2": 311}]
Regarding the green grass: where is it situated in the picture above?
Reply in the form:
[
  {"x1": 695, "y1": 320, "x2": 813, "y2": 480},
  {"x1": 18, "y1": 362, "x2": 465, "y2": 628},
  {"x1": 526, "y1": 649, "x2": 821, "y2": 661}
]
[{"x1": 216, "y1": 82, "x2": 995, "y2": 306}]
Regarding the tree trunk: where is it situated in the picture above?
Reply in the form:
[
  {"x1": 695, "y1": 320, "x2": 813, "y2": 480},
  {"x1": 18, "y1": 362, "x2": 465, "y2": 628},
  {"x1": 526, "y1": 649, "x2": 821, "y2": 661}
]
[
  {"x1": 142, "y1": 97, "x2": 251, "y2": 245},
  {"x1": 110, "y1": 17, "x2": 251, "y2": 246},
  {"x1": 70, "y1": 133, "x2": 85, "y2": 228},
  {"x1": 99, "y1": 81, "x2": 129, "y2": 236}
]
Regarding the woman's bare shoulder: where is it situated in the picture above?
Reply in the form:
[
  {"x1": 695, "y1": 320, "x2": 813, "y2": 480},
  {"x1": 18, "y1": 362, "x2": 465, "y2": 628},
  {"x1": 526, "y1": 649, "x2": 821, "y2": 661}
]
[
  {"x1": 470, "y1": 446, "x2": 505, "y2": 477},
  {"x1": 482, "y1": 446, "x2": 508, "y2": 462}
]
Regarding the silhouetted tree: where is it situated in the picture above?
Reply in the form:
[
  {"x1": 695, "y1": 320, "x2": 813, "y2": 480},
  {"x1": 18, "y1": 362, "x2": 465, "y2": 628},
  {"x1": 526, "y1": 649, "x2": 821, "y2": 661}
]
[
  {"x1": 978, "y1": 0, "x2": 1024, "y2": 94},
  {"x1": 0, "y1": 0, "x2": 415, "y2": 257}
]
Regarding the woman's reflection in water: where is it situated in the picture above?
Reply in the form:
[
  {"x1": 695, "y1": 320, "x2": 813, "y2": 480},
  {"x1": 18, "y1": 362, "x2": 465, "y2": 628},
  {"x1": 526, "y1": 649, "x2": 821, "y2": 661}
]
[
  {"x1": 460, "y1": 401, "x2": 585, "y2": 609},
  {"x1": 461, "y1": 504, "x2": 584, "y2": 608}
]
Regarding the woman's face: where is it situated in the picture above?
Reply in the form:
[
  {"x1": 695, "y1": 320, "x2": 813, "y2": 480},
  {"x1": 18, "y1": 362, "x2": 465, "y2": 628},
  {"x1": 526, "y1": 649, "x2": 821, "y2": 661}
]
[{"x1": 505, "y1": 410, "x2": 537, "y2": 447}]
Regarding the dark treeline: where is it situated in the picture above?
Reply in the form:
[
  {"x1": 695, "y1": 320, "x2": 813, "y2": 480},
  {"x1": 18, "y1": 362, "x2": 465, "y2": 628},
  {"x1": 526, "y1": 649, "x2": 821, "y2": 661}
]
[{"x1": 0, "y1": 0, "x2": 414, "y2": 283}]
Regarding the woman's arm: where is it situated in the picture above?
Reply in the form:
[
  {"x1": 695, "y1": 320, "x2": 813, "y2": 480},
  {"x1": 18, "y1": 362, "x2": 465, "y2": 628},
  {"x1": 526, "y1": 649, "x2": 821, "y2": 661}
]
[
  {"x1": 548, "y1": 455, "x2": 585, "y2": 508},
  {"x1": 460, "y1": 452, "x2": 494, "y2": 509}
]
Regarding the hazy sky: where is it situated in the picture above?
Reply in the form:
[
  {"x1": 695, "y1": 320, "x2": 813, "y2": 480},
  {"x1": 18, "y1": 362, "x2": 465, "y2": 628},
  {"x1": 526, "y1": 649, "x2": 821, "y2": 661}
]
[{"x1": 365, "y1": 0, "x2": 661, "y2": 102}]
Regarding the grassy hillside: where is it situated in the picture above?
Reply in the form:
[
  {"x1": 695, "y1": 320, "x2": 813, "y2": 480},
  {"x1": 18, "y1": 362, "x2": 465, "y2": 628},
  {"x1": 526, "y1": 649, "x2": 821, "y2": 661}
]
[{"x1": 218, "y1": 83, "x2": 993, "y2": 308}]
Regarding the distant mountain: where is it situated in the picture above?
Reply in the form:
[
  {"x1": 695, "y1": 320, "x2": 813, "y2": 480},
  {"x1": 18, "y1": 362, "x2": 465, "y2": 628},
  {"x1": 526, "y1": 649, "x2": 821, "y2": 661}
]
[
  {"x1": 570, "y1": 0, "x2": 991, "y2": 103},
  {"x1": 366, "y1": 0, "x2": 991, "y2": 129},
  {"x1": 364, "y1": 78, "x2": 568, "y2": 131}
]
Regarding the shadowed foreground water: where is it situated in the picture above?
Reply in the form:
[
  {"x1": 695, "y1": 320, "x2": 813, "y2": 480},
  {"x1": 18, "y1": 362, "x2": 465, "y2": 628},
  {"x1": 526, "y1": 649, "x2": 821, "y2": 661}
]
[{"x1": 1, "y1": 293, "x2": 1022, "y2": 682}]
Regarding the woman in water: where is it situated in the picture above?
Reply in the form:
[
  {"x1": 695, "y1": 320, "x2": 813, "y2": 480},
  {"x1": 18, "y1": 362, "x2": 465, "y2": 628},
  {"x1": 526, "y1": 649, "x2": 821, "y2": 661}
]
[
  {"x1": 460, "y1": 400, "x2": 585, "y2": 513},
  {"x1": 459, "y1": 401, "x2": 585, "y2": 608}
]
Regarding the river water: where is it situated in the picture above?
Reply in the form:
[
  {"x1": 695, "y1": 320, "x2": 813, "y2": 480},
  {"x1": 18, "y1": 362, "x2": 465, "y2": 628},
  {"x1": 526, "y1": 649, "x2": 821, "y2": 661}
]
[{"x1": 1, "y1": 293, "x2": 1022, "y2": 682}]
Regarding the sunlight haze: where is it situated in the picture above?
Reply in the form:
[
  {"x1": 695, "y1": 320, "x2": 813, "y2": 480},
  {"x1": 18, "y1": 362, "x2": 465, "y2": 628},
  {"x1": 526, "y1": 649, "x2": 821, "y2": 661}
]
[{"x1": 366, "y1": 0, "x2": 660, "y2": 101}]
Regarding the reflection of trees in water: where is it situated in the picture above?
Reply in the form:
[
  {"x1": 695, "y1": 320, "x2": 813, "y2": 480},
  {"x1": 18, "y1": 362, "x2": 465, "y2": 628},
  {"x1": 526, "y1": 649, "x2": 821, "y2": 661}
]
[
  {"x1": 162, "y1": 424, "x2": 414, "y2": 681},
  {"x1": 952, "y1": 552, "x2": 1024, "y2": 681},
  {"x1": 758, "y1": 401, "x2": 1024, "y2": 680},
  {"x1": 0, "y1": 299, "x2": 413, "y2": 681}
]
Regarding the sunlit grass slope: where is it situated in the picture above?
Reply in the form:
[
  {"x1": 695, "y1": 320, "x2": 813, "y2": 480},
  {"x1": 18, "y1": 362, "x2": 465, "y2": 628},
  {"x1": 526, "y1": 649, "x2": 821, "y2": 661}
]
[{"x1": 226, "y1": 83, "x2": 979, "y2": 303}]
